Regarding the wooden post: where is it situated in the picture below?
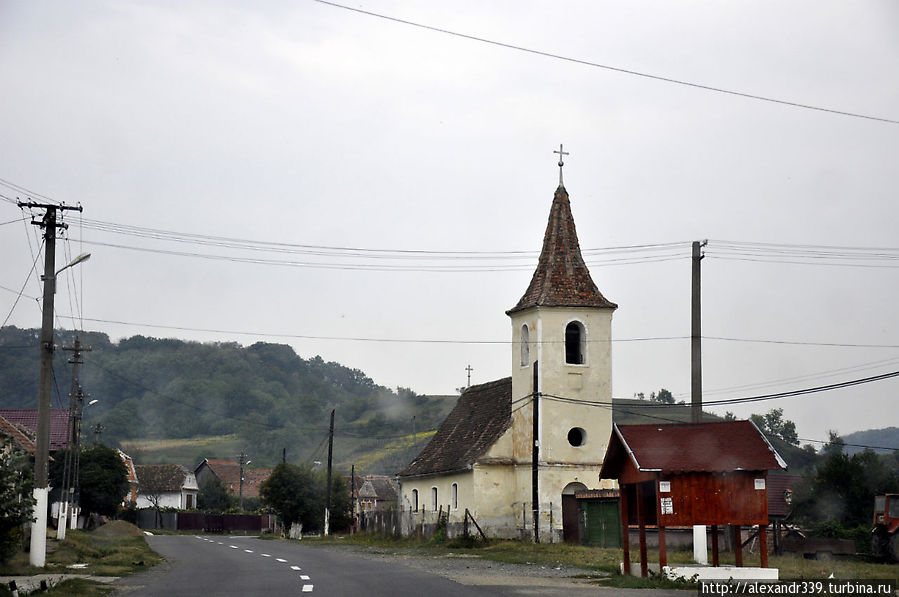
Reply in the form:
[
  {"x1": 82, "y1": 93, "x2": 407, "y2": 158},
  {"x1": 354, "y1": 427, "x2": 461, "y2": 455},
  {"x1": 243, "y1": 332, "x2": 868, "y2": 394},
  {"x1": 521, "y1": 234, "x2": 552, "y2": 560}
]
[
  {"x1": 711, "y1": 525, "x2": 719, "y2": 567},
  {"x1": 759, "y1": 524, "x2": 768, "y2": 568},
  {"x1": 620, "y1": 485, "x2": 631, "y2": 575},
  {"x1": 636, "y1": 483, "x2": 648, "y2": 578},
  {"x1": 733, "y1": 526, "x2": 743, "y2": 567}
]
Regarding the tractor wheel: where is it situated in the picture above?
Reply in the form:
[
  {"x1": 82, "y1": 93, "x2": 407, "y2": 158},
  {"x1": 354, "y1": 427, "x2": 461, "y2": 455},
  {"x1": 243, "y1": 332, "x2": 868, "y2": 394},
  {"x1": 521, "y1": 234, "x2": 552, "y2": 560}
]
[{"x1": 890, "y1": 532, "x2": 899, "y2": 563}]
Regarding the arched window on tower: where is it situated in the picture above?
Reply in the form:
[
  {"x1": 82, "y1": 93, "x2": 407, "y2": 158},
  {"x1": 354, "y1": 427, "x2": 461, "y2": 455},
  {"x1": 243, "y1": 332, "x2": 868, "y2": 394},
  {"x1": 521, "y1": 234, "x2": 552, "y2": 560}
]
[
  {"x1": 565, "y1": 321, "x2": 586, "y2": 364},
  {"x1": 520, "y1": 324, "x2": 530, "y2": 367}
]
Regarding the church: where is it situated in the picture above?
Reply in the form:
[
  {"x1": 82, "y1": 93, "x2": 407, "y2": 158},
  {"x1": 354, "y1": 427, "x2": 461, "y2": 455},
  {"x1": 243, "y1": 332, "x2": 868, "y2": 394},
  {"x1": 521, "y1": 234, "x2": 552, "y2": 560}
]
[{"x1": 397, "y1": 157, "x2": 618, "y2": 541}]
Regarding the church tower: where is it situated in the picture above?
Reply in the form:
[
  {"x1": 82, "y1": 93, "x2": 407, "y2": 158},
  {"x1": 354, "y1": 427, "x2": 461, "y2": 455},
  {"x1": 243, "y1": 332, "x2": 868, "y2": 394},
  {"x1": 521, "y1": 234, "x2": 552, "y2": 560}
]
[{"x1": 506, "y1": 161, "x2": 617, "y2": 513}]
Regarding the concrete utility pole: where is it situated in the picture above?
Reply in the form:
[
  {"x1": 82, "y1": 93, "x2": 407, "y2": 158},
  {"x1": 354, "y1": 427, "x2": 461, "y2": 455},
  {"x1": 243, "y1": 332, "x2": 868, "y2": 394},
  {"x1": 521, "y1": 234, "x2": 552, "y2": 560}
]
[
  {"x1": 238, "y1": 452, "x2": 249, "y2": 511},
  {"x1": 17, "y1": 200, "x2": 83, "y2": 567},
  {"x1": 691, "y1": 239, "x2": 708, "y2": 565},
  {"x1": 324, "y1": 409, "x2": 335, "y2": 536},
  {"x1": 691, "y1": 240, "x2": 707, "y2": 423},
  {"x1": 531, "y1": 361, "x2": 539, "y2": 543},
  {"x1": 58, "y1": 337, "x2": 90, "y2": 540}
]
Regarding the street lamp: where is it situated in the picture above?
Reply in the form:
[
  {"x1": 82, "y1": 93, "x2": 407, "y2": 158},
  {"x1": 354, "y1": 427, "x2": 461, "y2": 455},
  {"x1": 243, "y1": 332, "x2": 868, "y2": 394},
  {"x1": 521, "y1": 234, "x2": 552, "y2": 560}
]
[{"x1": 31, "y1": 251, "x2": 90, "y2": 567}]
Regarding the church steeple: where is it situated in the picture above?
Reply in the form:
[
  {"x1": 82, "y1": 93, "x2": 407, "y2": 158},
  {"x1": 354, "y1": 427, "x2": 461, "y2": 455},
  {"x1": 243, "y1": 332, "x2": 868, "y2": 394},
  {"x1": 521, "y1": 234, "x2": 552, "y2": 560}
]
[{"x1": 507, "y1": 184, "x2": 616, "y2": 315}]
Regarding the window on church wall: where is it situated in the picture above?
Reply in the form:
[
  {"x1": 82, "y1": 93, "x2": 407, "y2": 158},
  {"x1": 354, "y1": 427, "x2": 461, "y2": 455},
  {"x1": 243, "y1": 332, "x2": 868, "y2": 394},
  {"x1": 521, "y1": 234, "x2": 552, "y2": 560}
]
[
  {"x1": 431, "y1": 487, "x2": 438, "y2": 512},
  {"x1": 412, "y1": 489, "x2": 418, "y2": 512},
  {"x1": 565, "y1": 321, "x2": 586, "y2": 364},
  {"x1": 520, "y1": 325, "x2": 530, "y2": 367},
  {"x1": 451, "y1": 483, "x2": 458, "y2": 510}
]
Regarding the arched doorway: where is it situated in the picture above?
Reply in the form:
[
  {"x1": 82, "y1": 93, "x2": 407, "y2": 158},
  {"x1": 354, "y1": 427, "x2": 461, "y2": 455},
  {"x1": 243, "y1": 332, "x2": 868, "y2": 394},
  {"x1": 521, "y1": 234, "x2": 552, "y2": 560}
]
[{"x1": 562, "y1": 482, "x2": 588, "y2": 543}]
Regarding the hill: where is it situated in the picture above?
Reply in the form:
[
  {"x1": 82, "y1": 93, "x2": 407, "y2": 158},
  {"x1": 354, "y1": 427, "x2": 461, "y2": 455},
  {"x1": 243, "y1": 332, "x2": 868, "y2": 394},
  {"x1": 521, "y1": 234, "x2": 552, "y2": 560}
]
[
  {"x1": 843, "y1": 427, "x2": 899, "y2": 455},
  {"x1": 0, "y1": 326, "x2": 455, "y2": 473}
]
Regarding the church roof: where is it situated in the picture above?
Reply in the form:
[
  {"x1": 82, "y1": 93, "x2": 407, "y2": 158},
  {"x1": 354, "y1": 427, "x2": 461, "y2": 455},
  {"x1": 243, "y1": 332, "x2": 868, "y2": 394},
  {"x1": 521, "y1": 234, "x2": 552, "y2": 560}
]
[
  {"x1": 397, "y1": 377, "x2": 512, "y2": 478},
  {"x1": 508, "y1": 185, "x2": 616, "y2": 314}
]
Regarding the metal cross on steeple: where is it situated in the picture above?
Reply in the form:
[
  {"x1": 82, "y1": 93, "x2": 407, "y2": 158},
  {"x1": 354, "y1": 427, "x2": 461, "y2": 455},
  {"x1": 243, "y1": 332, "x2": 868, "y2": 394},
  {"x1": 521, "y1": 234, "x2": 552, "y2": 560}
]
[{"x1": 553, "y1": 144, "x2": 569, "y2": 186}]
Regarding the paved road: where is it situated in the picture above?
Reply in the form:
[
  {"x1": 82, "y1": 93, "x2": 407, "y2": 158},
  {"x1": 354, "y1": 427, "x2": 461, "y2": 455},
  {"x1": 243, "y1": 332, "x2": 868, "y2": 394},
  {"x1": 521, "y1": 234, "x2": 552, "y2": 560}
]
[{"x1": 112, "y1": 535, "x2": 689, "y2": 596}]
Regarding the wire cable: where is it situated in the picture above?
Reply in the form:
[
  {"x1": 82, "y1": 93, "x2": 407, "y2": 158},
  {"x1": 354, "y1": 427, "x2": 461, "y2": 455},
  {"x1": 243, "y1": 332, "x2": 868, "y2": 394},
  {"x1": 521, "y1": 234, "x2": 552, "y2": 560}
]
[{"x1": 312, "y1": 0, "x2": 899, "y2": 125}]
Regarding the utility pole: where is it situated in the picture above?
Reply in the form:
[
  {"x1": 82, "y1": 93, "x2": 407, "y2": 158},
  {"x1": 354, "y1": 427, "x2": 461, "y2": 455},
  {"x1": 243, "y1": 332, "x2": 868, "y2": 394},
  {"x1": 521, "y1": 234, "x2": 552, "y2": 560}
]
[
  {"x1": 92, "y1": 423, "x2": 104, "y2": 444},
  {"x1": 350, "y1": 464, "x2": 356, "y2": 535},
  {"x1": 691, "y1": 240, "x2": 709, "y2": 565},
  {"x1": 324, "y1": 409, "x2": 335, "y2": 536},
  {"x1": 18, "y1": 200, "x2": 83, "y2": 567},
  {"x1": 59, "y1": 337, "x2": 91, "y2": 540},
  {"x1": 531, "y1": 361, "x2": 539, "y2": 543},
  {"x1": 691, "y1": 240, "x2": 707, "y2": 423},
  {"x1": 238, "y1": 452, "x2": 249, "y2": 511}
]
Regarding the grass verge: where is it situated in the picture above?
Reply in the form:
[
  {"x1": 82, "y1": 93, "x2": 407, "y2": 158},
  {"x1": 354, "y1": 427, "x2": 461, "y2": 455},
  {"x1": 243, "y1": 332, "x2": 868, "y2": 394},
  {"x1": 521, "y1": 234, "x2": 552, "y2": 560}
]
[{"x1": 0, "y1": 521, "x2": 162, "y2": 595}]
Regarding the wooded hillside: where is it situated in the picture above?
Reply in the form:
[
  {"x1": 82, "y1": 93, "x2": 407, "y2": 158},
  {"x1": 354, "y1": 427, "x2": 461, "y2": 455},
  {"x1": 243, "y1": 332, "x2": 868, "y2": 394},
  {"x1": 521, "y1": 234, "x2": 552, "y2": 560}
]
[{"x1": 0, "y1": 326, "x2": 454, "y2": 472}]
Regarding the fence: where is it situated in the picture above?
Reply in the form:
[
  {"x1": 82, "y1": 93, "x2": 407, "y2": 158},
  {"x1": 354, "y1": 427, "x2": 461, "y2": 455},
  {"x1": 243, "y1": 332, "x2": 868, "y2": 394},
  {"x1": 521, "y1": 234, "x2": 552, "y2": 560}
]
[{"x1": 134, "y1": 509, "x2": 274, "y2": 533}]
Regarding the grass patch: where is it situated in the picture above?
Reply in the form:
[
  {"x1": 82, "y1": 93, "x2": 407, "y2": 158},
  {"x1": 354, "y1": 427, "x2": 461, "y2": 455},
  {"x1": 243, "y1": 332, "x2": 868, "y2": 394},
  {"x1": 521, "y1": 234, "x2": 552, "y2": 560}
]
[{"x1": 0, "y1": 522, "x2": 162, "y2": 578}]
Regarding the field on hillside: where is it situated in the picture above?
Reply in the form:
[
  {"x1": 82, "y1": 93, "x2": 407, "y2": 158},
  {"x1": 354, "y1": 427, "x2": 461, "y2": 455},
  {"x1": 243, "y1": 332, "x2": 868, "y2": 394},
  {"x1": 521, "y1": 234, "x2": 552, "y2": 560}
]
[{"x1": 121, "y1": 434, "x2": 243, "y2": 467}]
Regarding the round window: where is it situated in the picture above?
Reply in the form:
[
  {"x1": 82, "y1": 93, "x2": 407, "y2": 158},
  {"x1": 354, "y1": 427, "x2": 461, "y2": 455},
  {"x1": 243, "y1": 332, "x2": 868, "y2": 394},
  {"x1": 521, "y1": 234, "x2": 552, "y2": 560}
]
[{"x1": 567, "y1": 427, "x2": 586, "y2": 447}]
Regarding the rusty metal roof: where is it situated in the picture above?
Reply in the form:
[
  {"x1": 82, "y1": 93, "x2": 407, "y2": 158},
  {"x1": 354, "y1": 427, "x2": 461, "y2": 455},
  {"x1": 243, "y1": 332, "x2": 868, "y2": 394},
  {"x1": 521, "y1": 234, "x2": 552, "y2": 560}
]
[
  {"x1": 507, "y1": 185, "x2": 616, "y2": 314},
  {"x1": 397, "y1": 377, "x2": 512, "y2": 478},
  {"x1": 601, "y1": 420, "x2": 787, "y2": 478}
]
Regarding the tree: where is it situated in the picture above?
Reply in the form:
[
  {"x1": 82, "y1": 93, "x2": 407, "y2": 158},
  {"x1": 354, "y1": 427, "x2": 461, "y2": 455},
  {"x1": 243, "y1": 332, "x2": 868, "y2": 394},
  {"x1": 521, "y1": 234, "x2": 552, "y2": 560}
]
[
  {"x1": 198, "y1": 476, "x2": 232, "y2": 512},
  {"x1": 77, "y1": 444, "x2": 129, "y2": 518},
  {"x1": 0, "y1": 441, "x2": 35, "y2": 563},
  {"x1": 260, "y1": 463, "x2": 316, "y2": 532},
  {"x1": 649, "y1": 389, "x2": 675, "y2": 404},
  {"x1": 750, "y1": 408, "x2": 799, "y2": 446},
  {"x1": 793, "y1": 447, "x2": 899, "y2": 529}
]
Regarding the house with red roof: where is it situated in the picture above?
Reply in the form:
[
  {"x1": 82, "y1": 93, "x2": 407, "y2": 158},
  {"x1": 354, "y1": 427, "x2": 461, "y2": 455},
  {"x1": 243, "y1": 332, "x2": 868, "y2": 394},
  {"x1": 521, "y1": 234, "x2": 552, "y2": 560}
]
[
  {"x1": 0, "y1": 409, "x2": 70, "y2": 453},
  {"x1": 398, "y1": 166, "x2": 618, "y2": 541},
  {"x1": 194, "y1": 458, "x2": 271, "y2": 500}
]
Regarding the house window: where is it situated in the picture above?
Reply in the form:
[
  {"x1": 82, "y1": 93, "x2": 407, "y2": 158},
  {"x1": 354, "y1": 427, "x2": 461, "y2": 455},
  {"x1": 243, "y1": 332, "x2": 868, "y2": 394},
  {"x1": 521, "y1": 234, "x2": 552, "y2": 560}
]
[
  {"x1": 431, "y1": 487, "x2": 438, "y2": 512},
  {"x1": 411, "y1": 489, "x2": 419, "y2": 512},
  {"x1": 451, "y1": 483, "x2": 458, "y2": 510},
  {"x1": 565, "y1": 321, "x2": 586, "y2": 364},
  {"x1": 186, "y1": 494, "x2": 194, "y2": 509},
  {"x1": 520, "y1": 324, "x2": 530, "y2": 367}
]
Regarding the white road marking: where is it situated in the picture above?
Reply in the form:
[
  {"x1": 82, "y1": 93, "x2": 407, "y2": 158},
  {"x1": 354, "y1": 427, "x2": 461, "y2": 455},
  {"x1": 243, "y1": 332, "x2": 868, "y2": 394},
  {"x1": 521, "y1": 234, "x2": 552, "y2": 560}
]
[
  {"x1": 302, "y1": 585, "x2": 313, "y2": 592},
  {"x1": 244, "y1": 549, "x2": 253, "y2": 553},
  {"x1": 261, "y1": 554, "x2": 271, "y2": 557},
  {"x1": 300, "y1": 575, "x2": 310, "y2": 580},
  {"x1": 290, "y1": 566, "x2": 302, "y2": 571},
  {"x1": 276, "y1": 558, "x2": 287, "y2": 563},
  {"x1": 230, "y1": 545, "x2": 238, "y2": 549}
]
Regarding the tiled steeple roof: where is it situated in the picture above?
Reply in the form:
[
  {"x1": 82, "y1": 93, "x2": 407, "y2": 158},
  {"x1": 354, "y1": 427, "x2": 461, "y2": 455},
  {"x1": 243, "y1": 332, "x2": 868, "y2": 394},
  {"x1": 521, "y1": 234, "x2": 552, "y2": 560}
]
[{"x1": 507, "y1": 185, "x2": 616, "y2": 314}]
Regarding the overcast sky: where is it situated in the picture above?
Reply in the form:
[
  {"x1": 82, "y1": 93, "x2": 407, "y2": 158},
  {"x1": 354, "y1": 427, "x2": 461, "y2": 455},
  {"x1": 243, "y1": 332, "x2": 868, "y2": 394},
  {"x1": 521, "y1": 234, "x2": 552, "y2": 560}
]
[{"x1": 1, "y1": 1, "x2": 897, "y2": 447}]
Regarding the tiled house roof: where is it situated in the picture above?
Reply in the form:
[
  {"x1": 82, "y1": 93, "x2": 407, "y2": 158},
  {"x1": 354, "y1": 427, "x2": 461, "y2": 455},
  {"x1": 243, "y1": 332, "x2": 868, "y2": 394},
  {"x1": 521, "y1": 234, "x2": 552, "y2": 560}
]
[
  {"x1": 601, "y1": 421, "x2": 787, "y2": 479},
  {"x1": 0, "y1": 409, "x2": 70, "y2": 452},
  {"x1": 0, "y1": 414, "x2": 36, "y2": 455},
  {"x1": 195, "y1": 458, "x2": 270, "y2": 499},
  {"x1": 507, "y1": 185, "x2": 616, "y2": 314},
  {"x1": 135, "y1": 463, "x2": 192, "y2": 492},
  {"x1": 398, "y1": 377, "x2": 512, "y2": 478}
]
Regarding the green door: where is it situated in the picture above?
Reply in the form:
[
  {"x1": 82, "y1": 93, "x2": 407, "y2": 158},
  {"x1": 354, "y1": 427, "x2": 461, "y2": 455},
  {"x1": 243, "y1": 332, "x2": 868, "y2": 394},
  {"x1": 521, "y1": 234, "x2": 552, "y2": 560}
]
[{"x1": 583, "y1": 499, "x2": 621, "y2": 548}]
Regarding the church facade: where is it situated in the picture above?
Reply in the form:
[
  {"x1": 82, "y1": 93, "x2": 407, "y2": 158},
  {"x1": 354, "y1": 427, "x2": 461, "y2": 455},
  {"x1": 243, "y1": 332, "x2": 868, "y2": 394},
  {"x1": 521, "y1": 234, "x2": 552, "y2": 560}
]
[{"x1": 397, "y1": 176, "x2": 617, "y2": 541}]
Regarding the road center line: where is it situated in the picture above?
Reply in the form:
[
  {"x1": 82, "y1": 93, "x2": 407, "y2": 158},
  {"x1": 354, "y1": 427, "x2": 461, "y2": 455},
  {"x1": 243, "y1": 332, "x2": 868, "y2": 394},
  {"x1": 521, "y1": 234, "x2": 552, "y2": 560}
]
[
  {"x1": 302, "y1": 585, "x2": 313, "y2": 592},
  {"x1": 290, "y1": 565, "x2": 302, "y2": 571},
  {"x1": 276, "y1": 558, "x2": 287, "y2": 562}
]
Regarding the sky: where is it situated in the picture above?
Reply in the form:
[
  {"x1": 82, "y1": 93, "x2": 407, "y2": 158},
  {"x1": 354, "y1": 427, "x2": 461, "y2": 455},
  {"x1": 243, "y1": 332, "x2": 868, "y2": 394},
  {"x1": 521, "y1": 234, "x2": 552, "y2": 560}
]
[{"x1": 1, "y1": 1, "x2": 897, "y2": 448}]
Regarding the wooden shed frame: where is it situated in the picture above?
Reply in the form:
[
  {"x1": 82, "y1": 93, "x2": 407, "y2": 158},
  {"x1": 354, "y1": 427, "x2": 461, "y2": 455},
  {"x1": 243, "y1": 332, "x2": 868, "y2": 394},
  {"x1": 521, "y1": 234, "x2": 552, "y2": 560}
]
[{"x1": 600, "y1": 421, "x2": 787, "y2": 577}]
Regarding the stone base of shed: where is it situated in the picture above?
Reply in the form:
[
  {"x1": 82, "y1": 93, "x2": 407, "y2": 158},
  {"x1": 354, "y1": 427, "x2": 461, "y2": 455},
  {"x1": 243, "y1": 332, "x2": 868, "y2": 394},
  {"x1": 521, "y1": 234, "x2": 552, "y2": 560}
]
[{"x1": 621, "y1": 562, "x2": 779, "y2": 581}]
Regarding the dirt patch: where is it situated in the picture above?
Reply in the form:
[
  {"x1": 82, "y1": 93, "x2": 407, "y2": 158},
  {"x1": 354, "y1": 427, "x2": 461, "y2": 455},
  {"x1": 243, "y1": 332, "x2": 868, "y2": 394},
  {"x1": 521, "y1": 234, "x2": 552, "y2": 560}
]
[{"x1": 93, "y1": 520, "x2": 143, "y2": 537}]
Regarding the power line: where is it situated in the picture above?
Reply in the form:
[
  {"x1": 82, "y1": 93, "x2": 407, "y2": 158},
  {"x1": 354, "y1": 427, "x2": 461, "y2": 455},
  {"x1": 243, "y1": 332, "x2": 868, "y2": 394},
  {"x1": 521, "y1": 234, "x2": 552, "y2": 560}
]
[{"x1": 312, "y1": 0, "x2": 899, "y2": 126}]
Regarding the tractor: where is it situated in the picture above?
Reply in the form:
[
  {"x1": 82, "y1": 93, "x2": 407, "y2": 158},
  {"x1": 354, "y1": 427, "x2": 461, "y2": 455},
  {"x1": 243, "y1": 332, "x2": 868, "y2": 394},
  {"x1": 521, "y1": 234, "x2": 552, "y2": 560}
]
[{"x1": 872, "y1": 494, "x2": 899, "y2": 561}]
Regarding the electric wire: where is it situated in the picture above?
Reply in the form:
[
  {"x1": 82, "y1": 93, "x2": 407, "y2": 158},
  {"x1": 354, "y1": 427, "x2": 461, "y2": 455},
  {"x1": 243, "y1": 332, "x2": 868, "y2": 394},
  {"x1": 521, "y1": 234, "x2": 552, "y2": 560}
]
[
  {"x1": 1, "y1": 240, "x2": 44, "y2": 330},
  {"x1": 312, "y1": 0, "x2": 899, "y2": 125}
]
